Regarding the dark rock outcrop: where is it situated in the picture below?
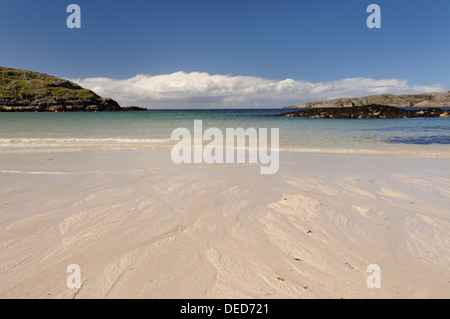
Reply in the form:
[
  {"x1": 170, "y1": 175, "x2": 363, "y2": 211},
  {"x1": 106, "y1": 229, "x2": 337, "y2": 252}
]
[
  {"x1": 121, "y1": 106, "x2": 148, "y2": 111},
  {"x1": 0, "y1": 97, "x2": 123, "y2": 112},
  {"x1": 273, "y1": 105, "x2": 450, "y2": 119}
]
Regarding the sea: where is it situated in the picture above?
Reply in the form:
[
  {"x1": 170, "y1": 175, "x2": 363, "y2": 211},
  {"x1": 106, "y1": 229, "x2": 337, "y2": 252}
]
[{"x1": 1, "y1": 109, "x2": 450, "y2": 157}]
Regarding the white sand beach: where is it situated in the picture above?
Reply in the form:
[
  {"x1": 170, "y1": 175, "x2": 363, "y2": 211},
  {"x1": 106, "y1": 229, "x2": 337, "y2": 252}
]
[{"x1": 0, "y1": 150, "x2": 449, "y2": 299}]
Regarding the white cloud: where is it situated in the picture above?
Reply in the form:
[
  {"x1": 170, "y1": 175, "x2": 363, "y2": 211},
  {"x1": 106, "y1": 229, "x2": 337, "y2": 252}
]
[{"x1": 71, "y1": 71, "x2": 446, "y2": 109}]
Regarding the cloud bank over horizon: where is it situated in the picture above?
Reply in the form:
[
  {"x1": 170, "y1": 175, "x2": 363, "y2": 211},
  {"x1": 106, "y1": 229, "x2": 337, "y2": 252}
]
[{"x1": 72, "y1": 72, "x2": 447, "y2": 109}]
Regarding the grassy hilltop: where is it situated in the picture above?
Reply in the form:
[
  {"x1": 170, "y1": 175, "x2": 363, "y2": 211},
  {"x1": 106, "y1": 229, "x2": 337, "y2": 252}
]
[
  {"x1": 0, "y1": 67, "x2": 98, "y2": 101},
  {"x1": 0, "y1": 67, "x2": 145, "y2": 112}
]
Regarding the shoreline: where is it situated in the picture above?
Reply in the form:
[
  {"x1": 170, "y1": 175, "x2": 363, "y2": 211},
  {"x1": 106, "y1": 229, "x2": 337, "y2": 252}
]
[{"x1": 1, "y1": 144, "x2": 450, "y2": 161}]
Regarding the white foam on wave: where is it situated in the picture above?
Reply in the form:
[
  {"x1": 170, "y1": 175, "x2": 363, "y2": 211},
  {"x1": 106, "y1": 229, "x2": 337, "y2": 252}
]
[
  {"x1": 0, "y1": 170, "x2": 72, "y2": 175},
  {"x1": 280, "y1": 146, "x2": 450, "y2": 157},
  {"x1": 0, "y1": 137, "x2": 172, "y2": 148}
]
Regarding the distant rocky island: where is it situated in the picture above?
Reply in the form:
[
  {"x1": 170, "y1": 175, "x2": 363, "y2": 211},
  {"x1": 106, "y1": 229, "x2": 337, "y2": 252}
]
[
  {"x1": 284, "y1": 92, "x2": 450, "y2": 109},
  {"x1": 0, "y1": 67, "x2": 147, "y2": 112},
  {"x1": 273, "y1": 104, "x2": 450, "y2": 119}
]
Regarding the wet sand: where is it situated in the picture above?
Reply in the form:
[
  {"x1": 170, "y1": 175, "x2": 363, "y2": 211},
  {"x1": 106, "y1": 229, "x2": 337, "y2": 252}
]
[{"x1": 0, "y1": 150, "x2": 449, "y2": 298}]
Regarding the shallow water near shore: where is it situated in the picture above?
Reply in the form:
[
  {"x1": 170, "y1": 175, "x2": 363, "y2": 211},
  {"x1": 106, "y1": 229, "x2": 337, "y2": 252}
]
[{"x1": 1, "y1": 109, "x2": 450, "y2": 157}]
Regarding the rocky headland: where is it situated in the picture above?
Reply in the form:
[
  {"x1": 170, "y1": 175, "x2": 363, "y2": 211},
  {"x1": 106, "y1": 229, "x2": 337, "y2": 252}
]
[
  {"x1": 284, "y1": 92, "x2": 450, "y2": 109},
  {"x1": 273, "y1": 104, "x2": 450, "y2": 119},
  {"x1": 0, "y1": 67, "x2": 146, "y2": 112}
]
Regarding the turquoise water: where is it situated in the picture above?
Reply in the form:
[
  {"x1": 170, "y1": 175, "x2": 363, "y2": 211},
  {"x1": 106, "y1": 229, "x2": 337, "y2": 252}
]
[{"x1": 1, "y1": 109, "x2": 450, "y2": 156}]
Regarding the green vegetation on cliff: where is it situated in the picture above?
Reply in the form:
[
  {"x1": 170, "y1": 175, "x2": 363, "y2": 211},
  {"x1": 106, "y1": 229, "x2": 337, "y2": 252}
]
[
  {"x1": 0, "y1": 67, "x2": 98, "y2": 101},
  {"x1": 0, "y1": 67, "x2": 145, "y2": 112}
]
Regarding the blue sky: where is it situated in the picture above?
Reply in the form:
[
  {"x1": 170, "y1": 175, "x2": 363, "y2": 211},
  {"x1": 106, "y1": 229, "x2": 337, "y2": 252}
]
[{"x1": 1, "y1": 0, "x2": 449, "y2": 108}]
